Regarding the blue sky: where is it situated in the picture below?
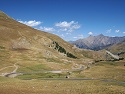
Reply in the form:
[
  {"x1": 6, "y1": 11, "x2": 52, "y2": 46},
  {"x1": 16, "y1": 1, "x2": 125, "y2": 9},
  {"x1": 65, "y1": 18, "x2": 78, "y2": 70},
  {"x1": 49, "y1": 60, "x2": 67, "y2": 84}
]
[{"x1": 0, "y1": 0, "x2": 125, "y2": 41}]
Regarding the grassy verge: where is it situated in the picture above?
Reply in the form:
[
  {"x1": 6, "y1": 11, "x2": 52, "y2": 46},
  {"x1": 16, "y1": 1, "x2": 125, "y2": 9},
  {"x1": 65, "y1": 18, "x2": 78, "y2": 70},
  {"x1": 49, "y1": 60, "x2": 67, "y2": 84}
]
[
  {"x1": 16, "y1": 72, "x2": 68, "y2": 79},
  {"x1": 17, "y1": 62, "x2": 51, "y2": 73},
  {"x1": 0, "y1": 77, "x2": 125, "y2": 94},
  {"x1": 82, "y1": 61, "x2": 125, "y2": 82}
]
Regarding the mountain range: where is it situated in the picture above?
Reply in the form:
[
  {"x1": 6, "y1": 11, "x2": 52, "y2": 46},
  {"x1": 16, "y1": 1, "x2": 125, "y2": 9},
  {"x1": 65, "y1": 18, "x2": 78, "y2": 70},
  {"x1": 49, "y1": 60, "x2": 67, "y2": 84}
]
[{"x1": 71, "y1": 34, "x2": 125, "y2": 50}]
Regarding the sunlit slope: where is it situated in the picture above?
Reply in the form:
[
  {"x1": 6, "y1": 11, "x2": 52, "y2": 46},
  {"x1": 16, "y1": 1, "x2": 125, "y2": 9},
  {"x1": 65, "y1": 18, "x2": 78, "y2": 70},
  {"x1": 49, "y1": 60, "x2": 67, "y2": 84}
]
[
  {"x1": 107, "y1": 40, "x2": 125, "y2": 58},
  {"x1": 0, "y1": 11, "x2": 94, "y2": 73}
]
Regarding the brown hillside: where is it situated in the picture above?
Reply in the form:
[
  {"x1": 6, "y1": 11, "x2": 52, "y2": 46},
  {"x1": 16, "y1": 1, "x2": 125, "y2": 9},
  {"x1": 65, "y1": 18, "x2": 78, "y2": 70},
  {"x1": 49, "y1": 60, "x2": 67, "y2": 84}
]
[{"x1": 0, "y1": 11, "x2": 95, "y2": 73}]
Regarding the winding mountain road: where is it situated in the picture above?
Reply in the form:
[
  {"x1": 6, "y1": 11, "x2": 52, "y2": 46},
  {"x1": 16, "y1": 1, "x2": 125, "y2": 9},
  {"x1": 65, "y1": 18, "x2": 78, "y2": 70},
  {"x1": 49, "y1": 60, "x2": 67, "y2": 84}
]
[
  {"x1": 0, "y1": 62, "x2": 125, "y2": 86},
  {"x1": 12, "y1": 63, "x2": 18, "y2": 73},
  {"x1": 1, "y1": 64, "x2": 86, "y2": 78},
  {"x1": 0, "y1": 63, "x2": 19, "y2": 77},
  {"x1": 0, "y1": 66, "x2": 14, "y2": 72}
]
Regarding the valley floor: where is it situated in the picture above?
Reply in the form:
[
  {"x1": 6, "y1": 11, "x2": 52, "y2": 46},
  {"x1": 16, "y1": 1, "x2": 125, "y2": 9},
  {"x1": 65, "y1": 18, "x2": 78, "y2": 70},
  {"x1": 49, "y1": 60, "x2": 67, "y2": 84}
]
[
  {"x1": 0, "y1": 60, "x2": 125, "y2": 94},
  {"x1": 0, "y1": 77, "x2": 125, "y2": 94}
]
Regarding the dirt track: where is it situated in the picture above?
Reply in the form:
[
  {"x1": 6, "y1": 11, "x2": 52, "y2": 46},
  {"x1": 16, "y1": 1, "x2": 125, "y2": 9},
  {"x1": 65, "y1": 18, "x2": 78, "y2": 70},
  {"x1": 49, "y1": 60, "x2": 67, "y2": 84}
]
[{"x1": 0, "y1": 63, "x2": 18, "y2": 77}]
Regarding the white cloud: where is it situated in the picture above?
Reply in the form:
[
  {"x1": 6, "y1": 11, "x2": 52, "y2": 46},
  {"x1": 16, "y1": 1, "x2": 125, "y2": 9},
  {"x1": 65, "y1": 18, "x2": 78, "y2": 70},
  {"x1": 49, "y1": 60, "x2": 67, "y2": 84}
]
[
  {"x1": 39, "y1": 26, "x2": 55, "y2": 32},
  {"x1": 115, "y1": 30, "x2": 120, "y2": 33},
  {"x1": 123, "y1": 32, "x2": 125, "y2": 34},
  {"x1": 73, "y1": 37, "x2": 78, "y2": 39},
  {"x1": 60, "y1": 34, "x2": 65, "y2": 37},
  {"x1": 73, "y1": 34, "x2": 84, "y2": 39},
  {"x1": 18, "y1": 20, "x2": 42, "y2": 27},
  {"x1": 66, "y1": 32, "x2": 71, "y2": 35},
  {"x1": 88, "y1": 32, "x2": 93, "y2": 35},
  {"x1": 72, "y1": 24, "x2": 80, "y2": 29},
  {"x1": 106, "y1": 29, "x2": 112, "y2": 33},
  {"x1": 55, "y1": 21, "x2": 74, "y2": 28},
  {"x1": 58, "y1": 28, "x2": 68, "y2": 32},
  {"x1": 55, "y1": 21, "x2": 80, "y2": 32}
]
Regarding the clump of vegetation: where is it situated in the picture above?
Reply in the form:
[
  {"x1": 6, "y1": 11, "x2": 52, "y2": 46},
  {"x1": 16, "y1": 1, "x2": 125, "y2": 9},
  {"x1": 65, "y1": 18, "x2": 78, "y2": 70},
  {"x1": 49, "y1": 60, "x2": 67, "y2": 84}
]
[
  {"x1": 52, "y1": 41, "x2": 77, "y2": 59},
  {"x1": 118, "y1": 52, "x2": 125, "y2": 55},
  {"x1": 53, "y1": 41, "x2": 66, "y2": 54},
  {"x1": 0, "y1": 46, "x2": 5, "y2": 49},
  {"x1": 66, "y1": 52, "x2": 77, "y2": 58},
  {"x1": 119, "y1": 57, "x2": 124, "y2": 60}
]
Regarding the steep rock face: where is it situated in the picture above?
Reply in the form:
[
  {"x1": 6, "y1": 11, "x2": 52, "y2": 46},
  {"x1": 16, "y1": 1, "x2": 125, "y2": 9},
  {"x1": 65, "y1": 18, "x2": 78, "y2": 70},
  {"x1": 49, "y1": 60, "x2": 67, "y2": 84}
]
[{"x1": 71, "y1": 34, "x2": 125, "y2": 50}]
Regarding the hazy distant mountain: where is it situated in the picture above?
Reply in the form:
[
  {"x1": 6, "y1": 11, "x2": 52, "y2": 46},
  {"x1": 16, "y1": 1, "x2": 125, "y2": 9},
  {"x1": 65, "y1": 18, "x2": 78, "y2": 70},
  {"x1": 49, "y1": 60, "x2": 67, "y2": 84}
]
[{"x1": 71, "y1": 34, "x2": 125, "y2": 50}]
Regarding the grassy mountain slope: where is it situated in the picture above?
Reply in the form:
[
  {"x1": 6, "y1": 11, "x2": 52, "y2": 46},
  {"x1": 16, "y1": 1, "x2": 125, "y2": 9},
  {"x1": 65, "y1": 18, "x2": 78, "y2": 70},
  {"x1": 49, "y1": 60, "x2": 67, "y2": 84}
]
[
  {"x1": 1, "y1": 10, "x2": 117, "y2": 78},
  {"x1": 0, "y1": 11, "x2": 95, "y2": 74},
  {"x1": 107, "y1": 40, "x2": 125, "y2": 58}
]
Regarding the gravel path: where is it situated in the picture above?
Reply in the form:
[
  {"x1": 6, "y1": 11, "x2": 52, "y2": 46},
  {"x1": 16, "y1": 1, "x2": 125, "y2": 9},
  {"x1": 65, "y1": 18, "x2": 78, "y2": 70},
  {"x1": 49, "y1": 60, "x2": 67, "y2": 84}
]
[{"x1": 0, "y1": 63, "x2": 19, "y2": 77}]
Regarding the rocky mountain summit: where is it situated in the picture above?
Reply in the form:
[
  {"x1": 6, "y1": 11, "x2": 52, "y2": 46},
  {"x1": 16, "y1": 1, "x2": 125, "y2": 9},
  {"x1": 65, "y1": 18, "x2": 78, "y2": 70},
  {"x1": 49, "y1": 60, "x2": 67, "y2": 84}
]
[{"x1": 71, "y1": 34, "x2": 125, "y2": 50}]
